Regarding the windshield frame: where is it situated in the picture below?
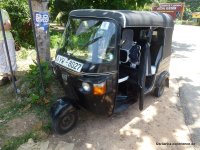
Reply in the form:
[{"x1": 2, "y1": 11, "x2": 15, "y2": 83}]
[{"x1": 58, "y1": 16, "x2": 119, "y2": 65}]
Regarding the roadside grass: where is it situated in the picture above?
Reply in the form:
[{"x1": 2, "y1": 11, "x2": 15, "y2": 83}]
[
  {"x1": 17, "y1": 48, "x2": 36, "y2": 61},
  {"x1": 0, "y1": 76, "x2": 62, "y2": 149},
  {"x1": 0, "y1": 85, "x2": 25, "y2": 123},
  {"x1": 0, "y1": 101, "x2": 27, "y2": 122},
  {"x1": 0, "y1": 26, "x2": 64, "y2": 149},
  {"x1": 0, "y1": 56, "x2": 59, "y2": 150},
  {"x1": 0, "y1": 124, "x2": 6, "y2": 138},
  {"x1": 16, "y1": 47, "x2": 31, "y2": 60}
]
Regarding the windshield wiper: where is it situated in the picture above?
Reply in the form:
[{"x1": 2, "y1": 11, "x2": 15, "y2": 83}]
[{"x1": 81, "y1": 36, "x2": 102, "y2": 49}]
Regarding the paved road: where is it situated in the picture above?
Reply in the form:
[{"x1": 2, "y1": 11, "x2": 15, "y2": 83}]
[{"x1": 170, "y1": 25, "x2": 200, "y2": 149}]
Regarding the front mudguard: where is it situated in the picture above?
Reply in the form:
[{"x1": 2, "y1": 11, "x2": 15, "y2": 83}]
[{"x1": 50, "y1": 97, "x2": 77, "y2": 121}]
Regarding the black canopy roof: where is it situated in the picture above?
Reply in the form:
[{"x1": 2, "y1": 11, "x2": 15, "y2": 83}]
[{"x1": 69, "y1": 9, "x2": 174, "y2": 28}]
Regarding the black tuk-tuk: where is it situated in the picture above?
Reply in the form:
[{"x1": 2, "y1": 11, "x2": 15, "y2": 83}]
[{"x1": 51, "y1": 9, "x2": 174, "y2": 134}]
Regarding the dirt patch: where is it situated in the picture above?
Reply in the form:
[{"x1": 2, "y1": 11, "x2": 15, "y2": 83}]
[
  {"x1": 47, "y1": 79, "x2": 194, "y2": 150},
  {"x1": 6, "y1": 113, "x2": 39, "y2": 137}
]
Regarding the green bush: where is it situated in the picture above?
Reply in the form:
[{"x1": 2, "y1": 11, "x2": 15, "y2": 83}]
[
  {"x1": 0, "y1": 0, "x2": 34, "y2": 48},
  {"x1": 50, "y1": 29, "x2": 62, "y2": 48},
  {"x1": 183, "y1": 8, "x2": 192, "y2": 21},
  {"x1": 25, "y1": 62, "x2": 53, "y2": 105}
]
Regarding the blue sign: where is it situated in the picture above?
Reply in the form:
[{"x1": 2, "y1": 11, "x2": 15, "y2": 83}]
[{"x1": 34, "y1": 12, "x2": 49, "y2": 32}]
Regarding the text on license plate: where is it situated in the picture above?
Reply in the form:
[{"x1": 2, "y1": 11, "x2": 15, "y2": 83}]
[{"x1": 55, "y1": 55, "x2": 83, "y2": 72}]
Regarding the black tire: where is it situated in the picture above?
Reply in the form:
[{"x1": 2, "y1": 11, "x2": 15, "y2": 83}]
[
  {"x1": 53, "y1": 109, "x2": 78, "y2": 134},
  {"x1": 154, "y1": 79, "x2": 165, "y2": 97}
]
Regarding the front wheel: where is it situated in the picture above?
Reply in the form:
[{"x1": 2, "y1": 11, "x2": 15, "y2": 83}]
[{"x1": 53, "y1": 110, "x2": 78, "y2": 134}]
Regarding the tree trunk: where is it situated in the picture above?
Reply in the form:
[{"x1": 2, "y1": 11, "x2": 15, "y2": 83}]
[{"x1": 31, "y1": 0, "x2": 50, "y2": 62}]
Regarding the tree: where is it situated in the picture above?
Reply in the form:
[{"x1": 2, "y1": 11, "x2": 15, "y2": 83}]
[
  {"x1": 49, "y1": 0, "x2": 152, "y2": 23},
  {"x1": 30, "y1": 0, "x2": 50, "y2": 62},
  {"x1": 189, "y1": 0, "x2": 200, "y2": 12}
]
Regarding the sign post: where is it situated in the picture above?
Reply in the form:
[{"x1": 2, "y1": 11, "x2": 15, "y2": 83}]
[
  {"x1": 152, "y1": 3, "x2": 185, "y2": 20},
  {"x1": 34, "y1": 11, "x2": 49, "y2": 32}
]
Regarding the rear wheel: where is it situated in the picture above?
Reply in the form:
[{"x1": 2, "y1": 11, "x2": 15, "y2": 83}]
[
  {"x1": 53, "y1": 110, "x2": 78, "y2": 134},
  {"x1": 154, "y1": 79, "x2": 165, "y2": 97}
]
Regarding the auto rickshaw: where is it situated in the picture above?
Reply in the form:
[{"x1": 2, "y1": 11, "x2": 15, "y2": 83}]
[{"x1": 51, "y1": 9, "x2": 174, "y2": 134}]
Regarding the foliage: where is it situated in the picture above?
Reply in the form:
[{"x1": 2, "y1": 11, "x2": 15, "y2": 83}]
[
  {"x1": 189, "y1": 0, "x2": 200, "y2": 12},
  {"x1": 50, "y1": 29, "x2": 62, "y2": 48},
  {"x1": 17, "y1": 47, "x2": 30, "y2": 59},
  {"x1": 142, "y1": 4, "x2": 153, "y2": 11},
  {"x1": 183, "y1": 7, "x2": 192, "y2": 20},
  {"x1": 25, "y1": 62, "x2": 53, "y2": 105},
  {"x1": 49, "y1": 0, "x2": 152, "y2": 23},
  {"x1": 49, "y1": 0, "x2": 200, "y2": 24},
  {"x1": 49, "y1": 0, "x2": 200, "y2": 23},
  {"x1": 0, "y1": 102, "x2": 27, "y2": 122},
  {"x1": 0, "y1": 0, "x2": 33, "y2": 48}
]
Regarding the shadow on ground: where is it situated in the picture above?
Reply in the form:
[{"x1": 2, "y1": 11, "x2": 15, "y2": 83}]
[
  {"x1": 172, "y1": 42, "x2": 195, "y2": 52},
  {"x1": 171, "y1": 42, "x2": 195, "y2": 59},
  {"x1": 47, "y1": 79, "x2": 193, "y2": 150},
  {"x1": 177, "y1": 77, "x2": 200, "y2": 149}
]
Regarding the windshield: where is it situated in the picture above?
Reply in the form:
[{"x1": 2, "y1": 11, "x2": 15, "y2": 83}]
[{"x1": 59, "y1": 18, "x2": 117, "y2": 63}]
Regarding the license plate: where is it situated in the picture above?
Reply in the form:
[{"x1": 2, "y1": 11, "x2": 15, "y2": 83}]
[{"x1": 55, "y1": 55, "x2": 83, "y2": 72}]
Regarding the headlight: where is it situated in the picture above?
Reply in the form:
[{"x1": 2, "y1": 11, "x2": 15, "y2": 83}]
[{"x1": 82, "y1": 82, "x2": 91, "y2": 92}]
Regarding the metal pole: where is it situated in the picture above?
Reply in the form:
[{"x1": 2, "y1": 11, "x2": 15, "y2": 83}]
[
  {"x1": 28, "y1": 0, "x2": 45, "y2": 93},
  {"x1": 0, "y1": 9, "x2": 18, "y2": 94}
]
